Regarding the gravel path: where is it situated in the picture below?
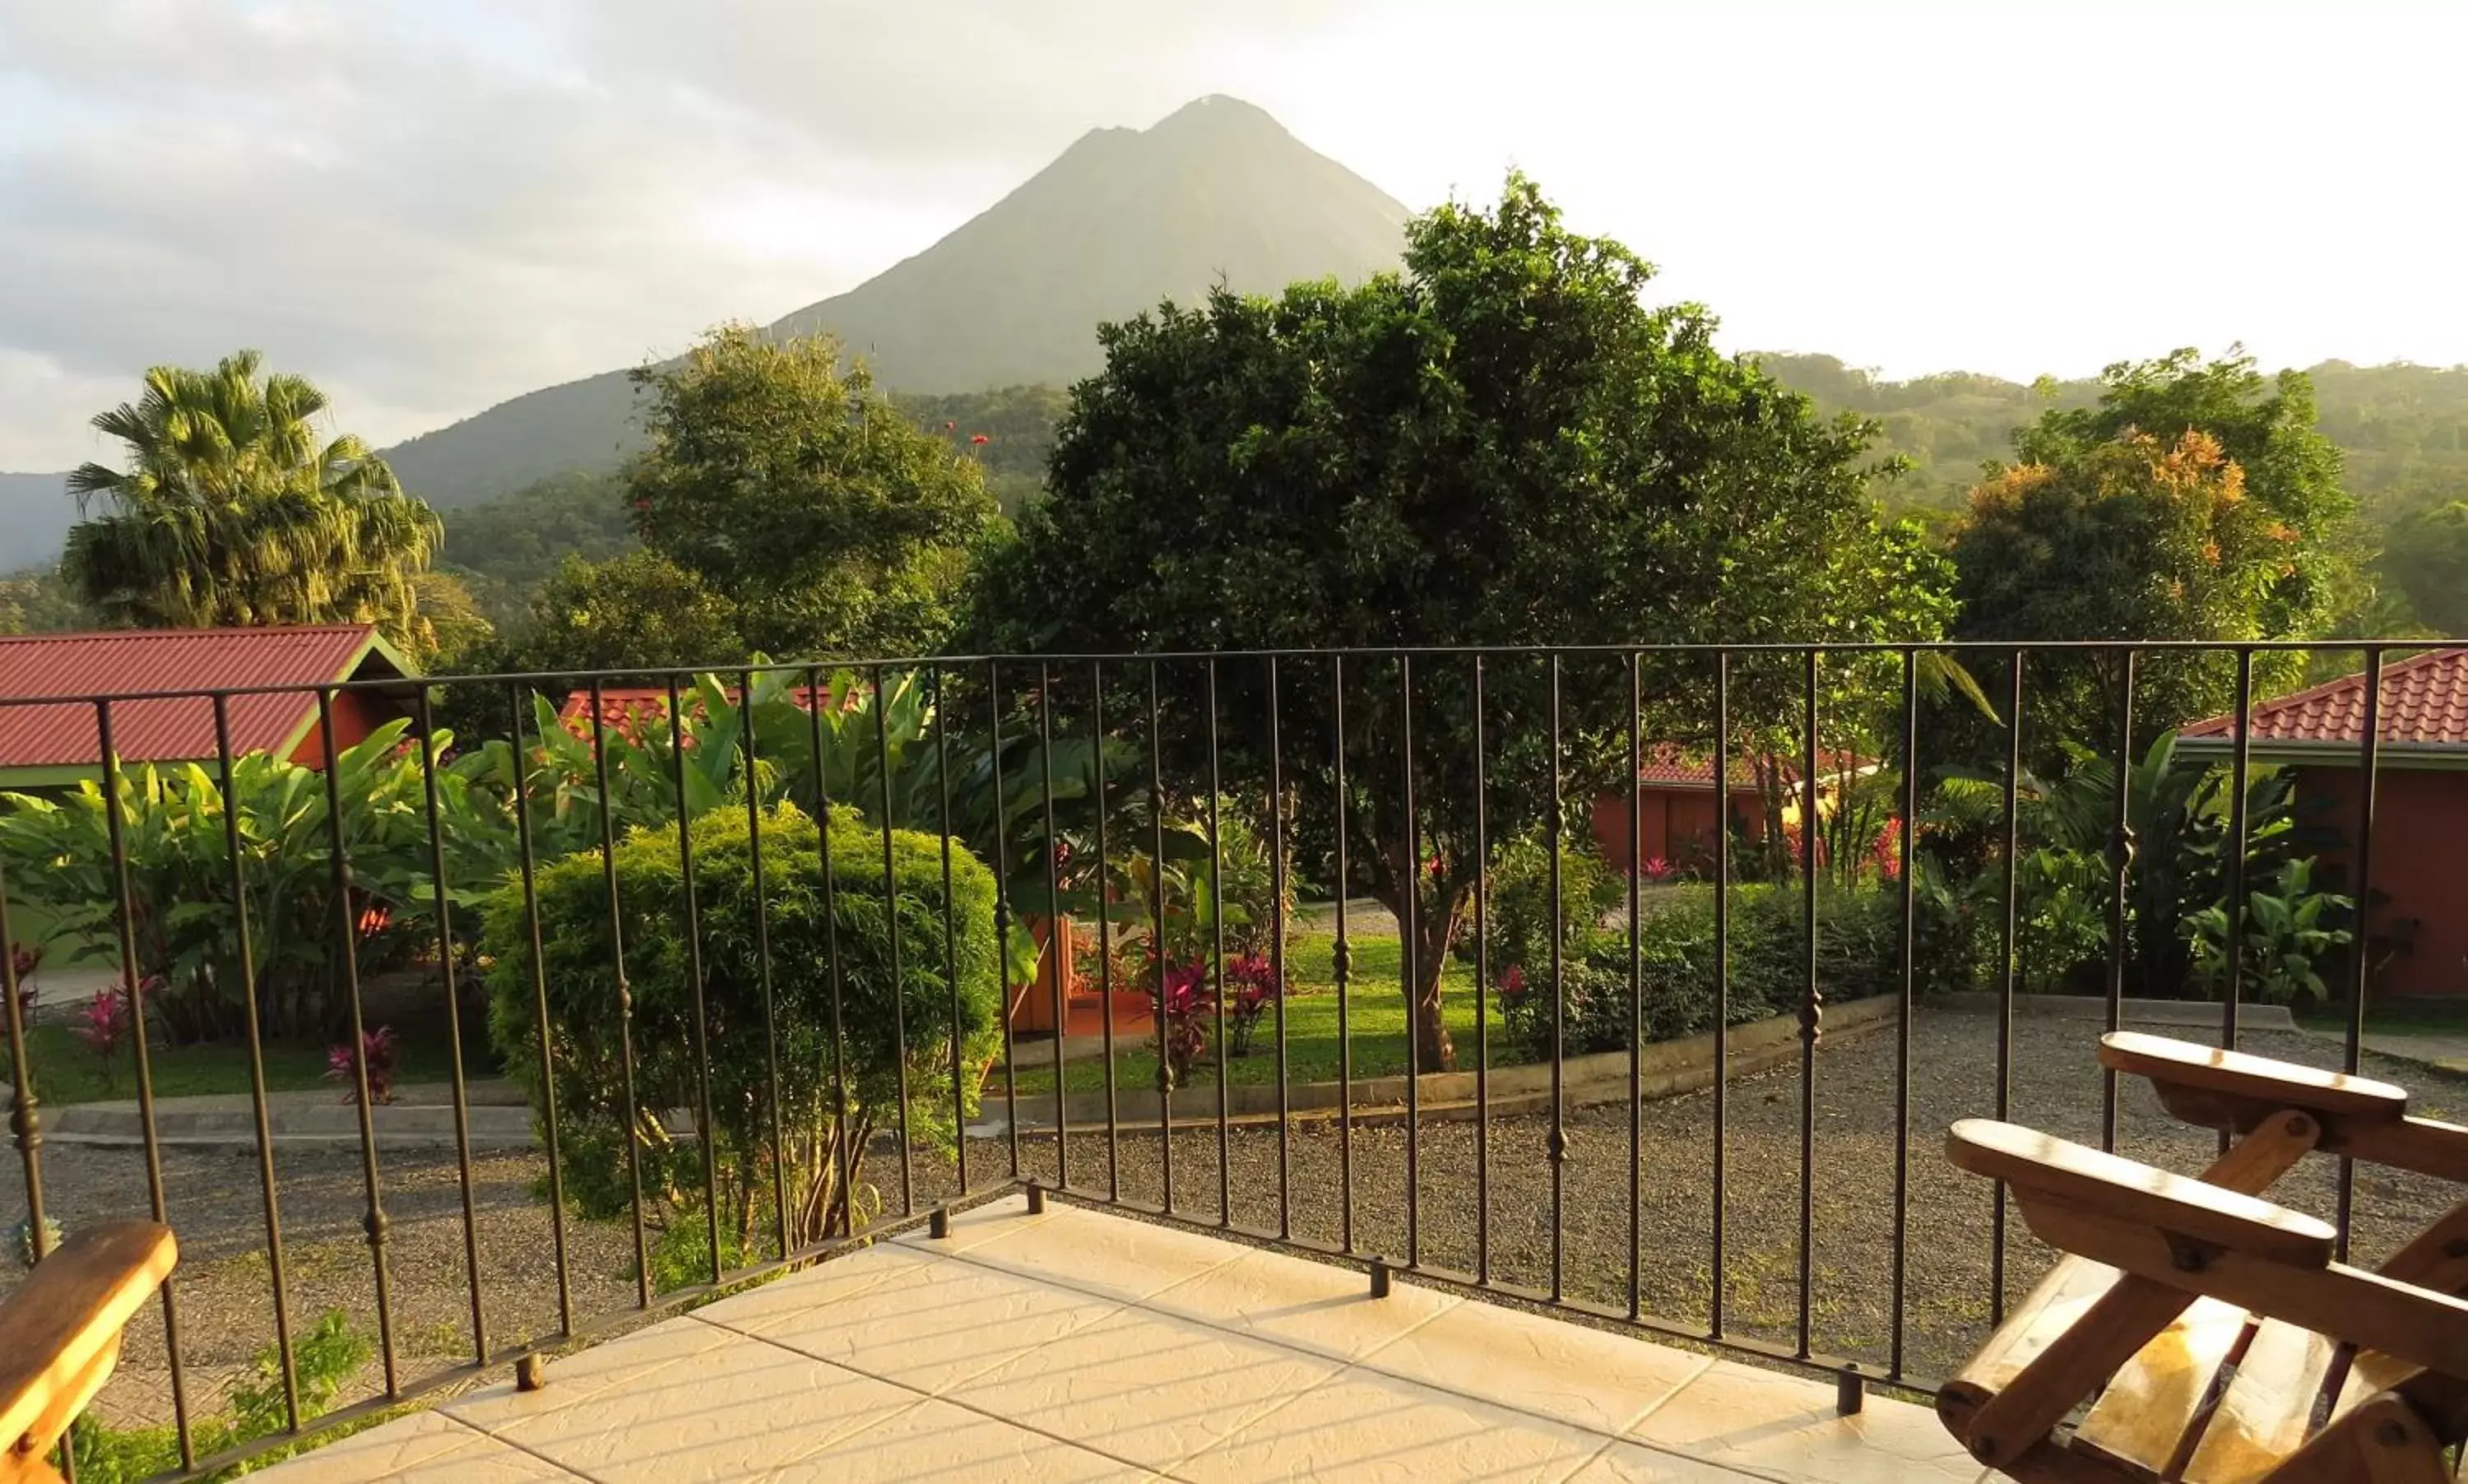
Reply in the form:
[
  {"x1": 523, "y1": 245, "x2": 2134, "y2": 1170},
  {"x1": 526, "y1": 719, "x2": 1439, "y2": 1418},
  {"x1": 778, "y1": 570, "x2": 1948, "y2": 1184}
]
[{"x1": 8, "y1": 1003, "x2": 2461, "y2": 1437}]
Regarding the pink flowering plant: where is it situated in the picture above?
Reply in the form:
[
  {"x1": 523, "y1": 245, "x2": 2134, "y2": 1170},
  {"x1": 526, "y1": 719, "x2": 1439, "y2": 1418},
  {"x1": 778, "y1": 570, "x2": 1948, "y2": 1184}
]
[
  {"x1": 327, "y1": 1026, "x2": 401, "y2": 1105},
  {"x1": 1222, "y1": 953, "x2": 1284, "y2": 1056}
]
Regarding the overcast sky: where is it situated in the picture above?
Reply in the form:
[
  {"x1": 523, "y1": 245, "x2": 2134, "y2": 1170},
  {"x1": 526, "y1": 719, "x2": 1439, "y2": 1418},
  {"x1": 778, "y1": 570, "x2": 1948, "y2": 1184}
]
[{"x1": 3, "y1": 1, "x2": 2462, "y2": 471}]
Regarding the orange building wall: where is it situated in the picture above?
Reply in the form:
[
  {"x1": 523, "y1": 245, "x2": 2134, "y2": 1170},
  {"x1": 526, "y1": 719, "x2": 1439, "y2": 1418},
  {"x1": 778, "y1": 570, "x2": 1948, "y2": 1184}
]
[
  {"x1": 285, "y1": 689, "x2": 411, "y2": 768},
  {"x1": 1590, "y1": 788, "x2": 1763, "y2": 875},
  {"x1": 2292, "y1": 765, "x2": 2468, "y2": 999}
]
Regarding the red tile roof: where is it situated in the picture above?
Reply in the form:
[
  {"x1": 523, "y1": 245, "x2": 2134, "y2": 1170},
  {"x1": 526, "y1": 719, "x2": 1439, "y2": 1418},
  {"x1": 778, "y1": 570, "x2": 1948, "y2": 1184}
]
[
  {"x1": 1635, "y1": 743, "x2": 1869, "y2": 791},
  {"x1": 2180, "y1": 648, "x2": 2468, "y2": 752},
  {"x1": 0, "y1": 626, "x2": 405, "y2": 771}
]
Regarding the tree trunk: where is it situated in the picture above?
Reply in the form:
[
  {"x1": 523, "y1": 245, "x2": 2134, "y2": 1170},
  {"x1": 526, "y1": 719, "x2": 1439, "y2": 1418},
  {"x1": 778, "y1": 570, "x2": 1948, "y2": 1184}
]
[{"x1": 1406, "y1": 883, "x2": 1468, "y2": 1074}]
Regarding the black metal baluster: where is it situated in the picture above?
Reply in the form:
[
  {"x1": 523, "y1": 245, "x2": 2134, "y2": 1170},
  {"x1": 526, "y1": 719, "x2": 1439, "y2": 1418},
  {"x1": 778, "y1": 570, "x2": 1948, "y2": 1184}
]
[
  {"x1": 1206, "y1": 661, "x2": 1231, "y2": 1224},
  {"x1": 2224, "y1": 648, "x2": 2255, "y2": 1066},
  {"x1": 986, "y1": 661, "x2": 1021, "y2": 1180},
  {"x1": 506, "y1": 684, "x2": 572, "y2": 1337},
  {"x1": 1039, "y1": 663, "x2": 1069, "y2": 1191},
  {"x1": 873, "y1": 665, "x2": 915, "y2": 1218},
  {"x1": 1710, "y1": 652, "x2": 1729, "y2": 1339},
  {"x1": 1332, "y1": 657, "x2": 1353, "y2": 1253},
  {"x1": 2102, "y1": 652, "x2": 2136, "y2": 1153},
  {"x1": 1088, "y1": 661, "x2": 1118, "y2": 1202},
  {"x1": 1268, "y1": 656, "x2": 1292, "y2": 1241},
  {"x1": 740, "y1": 668, "x2": 791, "y2": 1258},
  {"x1": 937, "y1": 666, "x2": 969, "y2": 1199},
  {"x1": 1797, "y1": 651, "x2": 1820, "y2": 1361},
  {"x1": 1472, "y1": 656, "x2": 1492, "y2": 1287},
  {"x1": 1394, "y1": 654, "x2": 1416, "y2": 1266},
  {"x1": 2338, "y1": 647, "x2": 2383, "y2": 1258},
  {"x1": 586, "y1": 680, "x2": 652, "y2": 1298},
  {"x1": 804, "y1": 670, "x2": 856, "y2": 1237},
  {"x1": 207, "y1": 695, "x2": 300, "y2": 1426},
  {"x1": 1547, "y1": 654, "x2": 1566, "y2": 1302},
  {"x1": 1992, "y1": 652, "x2": 2022, "y2": 1324},
  {"x1": 663, "y1": 676, "x2": 724, "y2": 1279},
  {"x1": 98, "y1": 702, "x2": 194, "y2": 1465},
  {"x1": 0, "y1": 789, "x2": 49, "y2": 1276},
  {"x1": 1147, "y1": 661, "x2": 1173, "y2": 1213},
  {"x1": 315, "y1": 689, "x2": 397, "y2": 1396},
  {"x1": 412, "y1": 691, "x2": 489, "y2": 1360},
  {"x1": 1890, "y1": 649, "x2": 1918, "y2": 1382},
  {"x1": 1627, "y1": 652, "x2": 1644, "y2": 1323}
]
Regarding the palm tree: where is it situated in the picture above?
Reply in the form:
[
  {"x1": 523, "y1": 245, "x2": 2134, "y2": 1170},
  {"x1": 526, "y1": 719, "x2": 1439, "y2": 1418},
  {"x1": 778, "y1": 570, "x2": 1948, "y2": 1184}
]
[{"x1": 63, "y1": 351, "x2": 443, "y2": 642}]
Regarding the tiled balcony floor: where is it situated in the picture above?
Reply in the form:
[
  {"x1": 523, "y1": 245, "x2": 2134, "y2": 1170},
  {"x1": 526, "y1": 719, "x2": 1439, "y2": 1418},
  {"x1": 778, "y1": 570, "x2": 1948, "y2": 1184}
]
[{"x1": 253, "y1": 1194, "x2": 1990, "y2": 1484}]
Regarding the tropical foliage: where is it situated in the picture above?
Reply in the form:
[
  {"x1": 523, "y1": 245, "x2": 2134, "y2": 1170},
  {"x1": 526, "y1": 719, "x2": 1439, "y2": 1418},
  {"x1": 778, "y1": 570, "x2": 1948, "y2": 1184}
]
[{"x1": 62, "y1": 351, "x2": 445, "y2": 649}]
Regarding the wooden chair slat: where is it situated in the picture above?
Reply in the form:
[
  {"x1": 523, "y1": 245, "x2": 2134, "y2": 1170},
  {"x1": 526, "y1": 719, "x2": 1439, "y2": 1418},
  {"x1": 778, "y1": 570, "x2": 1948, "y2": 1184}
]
[
  {"x1": 2075, "y1": 1296, "x2": 2250, "y2": 1477},
  {"x1": 2180, "y1": 1320, "x2": 2341, "y2": 1484},
  {"x1": 1954, "y1": 1258, "x2": 2122, "y2": 1403}
]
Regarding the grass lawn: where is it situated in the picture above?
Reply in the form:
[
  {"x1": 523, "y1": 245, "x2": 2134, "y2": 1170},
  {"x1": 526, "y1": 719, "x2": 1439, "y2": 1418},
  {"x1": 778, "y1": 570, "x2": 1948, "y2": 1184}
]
[
  {"x1": 17, "y1": 1004, "x2": 501, "y2": 1105},
  {"x1": 1004, "y1": 931, "x2": 1522, "y2": 1097},
  {"x1": 2295, "y1": 996, "x2": 2468, "y2": 1037}
]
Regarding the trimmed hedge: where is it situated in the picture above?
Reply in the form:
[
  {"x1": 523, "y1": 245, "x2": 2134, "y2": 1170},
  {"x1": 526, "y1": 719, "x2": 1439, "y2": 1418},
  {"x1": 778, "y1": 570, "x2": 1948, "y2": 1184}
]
[{"x1": 483, "y1": 801, "x2": 1000, "y2": 1251}]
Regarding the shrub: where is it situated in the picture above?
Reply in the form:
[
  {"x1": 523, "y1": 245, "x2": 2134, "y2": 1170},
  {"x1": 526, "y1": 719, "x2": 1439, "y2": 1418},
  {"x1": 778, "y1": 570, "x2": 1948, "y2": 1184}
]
[
  {"x1": 484, "y1": 801, "x2": 1001, "y2": 1256},
  {"x1": 1479, "y1": 828, "x2": 1623, "y2": 980},
  {"x1": 326, "y1": 1026, "x2": 400, "y2": 1105},
  {"x1": 1499, "y1": 881, "x2": 1906, "y2": 1060},
  {"x1": 65, "y1": 1305, "x2": 371, "y2": 1482}
]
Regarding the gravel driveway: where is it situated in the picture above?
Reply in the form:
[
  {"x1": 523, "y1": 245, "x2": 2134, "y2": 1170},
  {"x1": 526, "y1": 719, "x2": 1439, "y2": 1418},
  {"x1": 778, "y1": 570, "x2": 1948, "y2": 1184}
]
[{"x1": 8, "y1": 1001, "x2": 2461, "y2": 1436}]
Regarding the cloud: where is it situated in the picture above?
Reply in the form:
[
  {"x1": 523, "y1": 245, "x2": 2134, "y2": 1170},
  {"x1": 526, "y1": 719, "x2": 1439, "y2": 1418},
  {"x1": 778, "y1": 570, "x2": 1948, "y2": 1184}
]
[{"x1": 0, "y1": 1, "x2": 1336, "y2": 469}]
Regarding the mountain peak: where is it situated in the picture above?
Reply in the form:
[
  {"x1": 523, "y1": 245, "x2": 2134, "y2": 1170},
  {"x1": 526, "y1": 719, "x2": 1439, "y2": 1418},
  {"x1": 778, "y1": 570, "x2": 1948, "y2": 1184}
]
[{"x1": 1147, "y1": 94, "x2": 1291, "y2": 141}]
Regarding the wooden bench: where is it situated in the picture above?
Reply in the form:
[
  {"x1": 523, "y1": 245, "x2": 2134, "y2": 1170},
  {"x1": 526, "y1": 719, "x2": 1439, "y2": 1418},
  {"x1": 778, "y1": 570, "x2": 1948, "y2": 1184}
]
[
  {"x1": 1, "y1": 1222, "x2": 178, "y2": 1484},
  {"x1": 1938, "y1": 1032, "x2": 2468, "y2": 1483}
]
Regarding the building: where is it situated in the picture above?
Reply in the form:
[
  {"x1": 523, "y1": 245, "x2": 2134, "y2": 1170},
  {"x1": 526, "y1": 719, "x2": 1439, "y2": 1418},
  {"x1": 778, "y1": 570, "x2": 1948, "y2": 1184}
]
[
  {"x1": 1590, "y1": 744, "x2": 1872, "y2": 876},
  {"x1": 0, "y1": 625, "x2": 420, "y2": 789},
  {"x1": 2178, "y1": 647, "x2": 2468, "y2": 998}
]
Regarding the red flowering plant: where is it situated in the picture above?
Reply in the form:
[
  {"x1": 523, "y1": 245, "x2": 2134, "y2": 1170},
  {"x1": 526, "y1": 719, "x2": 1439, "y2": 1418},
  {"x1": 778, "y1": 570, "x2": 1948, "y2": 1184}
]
[
  {"x1": 7, "y1": 941, "x2": 39, "y2": 1023},
  {"x1": 327, "y1": 1026, "x2": 401, "y2": 1106},
  {"x1": 1153, "y1": 961, "x2": 1212, "y2": 1089},
  {"x1": 67, "y1": 977, "x2": 151, "y2": 1087},
  {"x1": 1640, "y1": 856, "x2": 1674, "y2": 883},
  {"x1": 1222, "y1": 953, "x2": 1284, "y2": 1057}
]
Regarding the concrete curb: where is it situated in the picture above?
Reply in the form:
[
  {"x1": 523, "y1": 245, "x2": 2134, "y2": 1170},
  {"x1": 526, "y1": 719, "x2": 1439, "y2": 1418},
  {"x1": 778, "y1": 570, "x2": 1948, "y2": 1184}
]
[
  {"x1": 983, "y1": 994, "x2": 1902, "y2": 1134},
  {"x1": 33, "y1": 1079, "x2": 537, "y2": 1151}
]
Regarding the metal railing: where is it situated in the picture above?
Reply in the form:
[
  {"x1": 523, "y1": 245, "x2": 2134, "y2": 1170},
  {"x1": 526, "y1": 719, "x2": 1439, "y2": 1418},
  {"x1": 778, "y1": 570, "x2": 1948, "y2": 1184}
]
[{"x1": 0, "y1": 638, "x2": 2433, "y2": 1479}]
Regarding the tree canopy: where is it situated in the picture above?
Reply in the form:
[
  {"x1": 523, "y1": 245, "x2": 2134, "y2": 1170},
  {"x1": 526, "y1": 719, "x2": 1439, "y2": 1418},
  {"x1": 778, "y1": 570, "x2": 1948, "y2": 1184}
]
[
  {"x1": 976, "y1": 174, "x2": 1952, "y2": 1067},
  {"x1": 625, "y1": 325, "x2": 1001, "y2": 658},
  {"x1": 61, "y1": 350, "x2": 445, "y2": 647}
]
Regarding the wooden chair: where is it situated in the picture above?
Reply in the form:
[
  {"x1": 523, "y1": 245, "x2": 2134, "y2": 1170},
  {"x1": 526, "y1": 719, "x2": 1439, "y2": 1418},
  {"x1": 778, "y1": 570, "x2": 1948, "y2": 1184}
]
[
  {"x1": 1939, "y1": 1032, "x2": 2468, "y2": 1483},
  {"x1": 0, "y1": 1222, "x2": 178, "y2": 1484}
]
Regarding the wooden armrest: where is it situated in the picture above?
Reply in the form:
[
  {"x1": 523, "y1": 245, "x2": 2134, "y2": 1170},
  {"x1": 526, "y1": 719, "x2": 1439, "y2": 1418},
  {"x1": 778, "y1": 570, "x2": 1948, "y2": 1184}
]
[
  {"x1": 1947, "y1": 1119, "x2": 2337, "y2": 1265},
  {"x1": 2100, "y1": 1032, "x2": 2408, "y2": 1125},
  {"x1": 0, "y1": 1221, "x2": 177, "y2": 1463}
]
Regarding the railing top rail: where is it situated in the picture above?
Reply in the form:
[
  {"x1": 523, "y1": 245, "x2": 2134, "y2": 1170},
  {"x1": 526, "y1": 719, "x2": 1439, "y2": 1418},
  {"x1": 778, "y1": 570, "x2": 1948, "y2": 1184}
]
[{"x1": 0, "y1": 637, "x2": 2458, "y2": 711}]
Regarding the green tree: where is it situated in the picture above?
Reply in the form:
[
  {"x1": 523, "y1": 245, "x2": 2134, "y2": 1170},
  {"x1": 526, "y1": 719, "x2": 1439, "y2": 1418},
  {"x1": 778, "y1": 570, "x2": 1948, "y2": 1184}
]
[
  {"x1": 457, "y1": 550, "x2": 745, "y2": 677},
  {"x1": 2013, "y1": 348, "x2": 2358, "y2": 642},
  {"x1": 0, "y1": 567, "x2": 90, "y2": 634},
  {"x1": 1951, "y1": 428, "x2": 2314, "y2": 745},
  {"x1": 627, "y1": 325, "x2": 1000, "y2": 656},
  {"x1": 2382, "y1": 500, "x2": 2468, "y2": 636},
  {"x1": 63, "y1": 351, "x2": 442, "y2": 643},
  {"x1": 975, "y1": 174, "x2": 1951, "y2": 1069}
]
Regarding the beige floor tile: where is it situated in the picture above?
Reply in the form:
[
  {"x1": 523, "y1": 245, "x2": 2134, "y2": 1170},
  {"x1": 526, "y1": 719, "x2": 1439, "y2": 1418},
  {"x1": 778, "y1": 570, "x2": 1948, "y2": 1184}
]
[
  {"x1": 939, "y1": 1203, "x2": 1249, "y2": 1303},
  {"x1": 493, "y1": 1329, "x2": 924, "y2": 1482},
  {"x1": 1139, "y1": 1247, "x2": 1460, "y2": 1362},
  {"x1": 940, "y1": 1305, "x2": 1346, "y2": 1471},
  {"x1": 892, "y1": 1190, "x2": 1055, "y2": 1253},
  {"x1": 1176, "y1": 1361, "x2": 1618, "y2": 1484},
  {"x1": 443, "y1": 1315, "x2": 742, "y2": 1434},
  {"x1": 248, "y1": 1410, "x2": 588, "y2": 1482},
  {"x1": 1565, "y1": 1437, "x2": 1784, "y2": 1482},
  {"x1": 1352, "y1": 1297, "x2": 1713, "y2": 1435},
  {"x1": 760, "y1": 1397, "x2": 1150, "y2": 1482},
  {"x1": 711, "y1": 1248, "x2": 1126, "y2": 1394},
  {"x1": 1626, "y1": 1359, "x2": 1979, "y2": 1484},
  {"x1": 689, "y1": 1240, "x2": 945, "y2": 1330}
]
